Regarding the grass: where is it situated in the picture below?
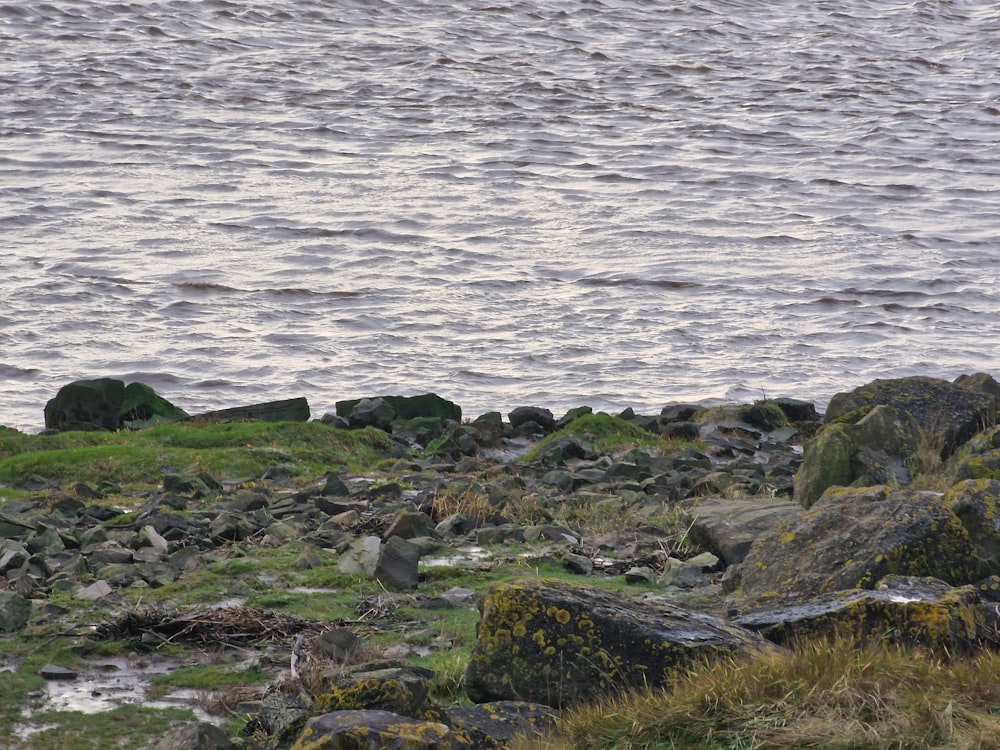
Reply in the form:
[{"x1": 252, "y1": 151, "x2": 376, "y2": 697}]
[
  {"x1": 514, "y1": 635, "x2": 1000, "y2": 750},
  {"x1": 522, "y1": 413, "x2": 697, "y2": 463},
  {"x1": 0, "y1": 422, "x2": 393, "y2": 486},
  {"x1": 13, "y1": 705, "x2": 196, "y2": 750},
  {"x1": 147, "y1": 663, "x2": 270, "y2": 699}
]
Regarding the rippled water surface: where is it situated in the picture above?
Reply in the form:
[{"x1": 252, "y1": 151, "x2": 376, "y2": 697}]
[{"x1": 2, "y1": 0, "x2": 998, "y2": 431}]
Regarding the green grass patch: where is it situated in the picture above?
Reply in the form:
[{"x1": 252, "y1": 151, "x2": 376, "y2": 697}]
[
  {"x1": 148, "y1": 663, "x2": 269, "y2": 698},
  {"x1": 14, "y1": 705, "x2": 195, "y2": 750},
  {"x1": 517, "y1": 635, "x2": 1000, "y2": 750},
  {"x1": 0, "y1": 422, "x2": 393, "y2": 486},
  {"x1": 522, "y1": 413, "x2": 695, "y2": 463}
]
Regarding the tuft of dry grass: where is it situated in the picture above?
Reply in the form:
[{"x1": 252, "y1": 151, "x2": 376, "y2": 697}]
[
  {"x1": 431, "y1": 485, "x2": 492, "y2": 524},
  {"x1": 513, "y1": 635, "x2": 1000, "y2": 749}
]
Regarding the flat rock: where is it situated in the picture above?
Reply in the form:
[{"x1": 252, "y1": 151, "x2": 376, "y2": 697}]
[{"x1": 686, "y1": 496, "x2": 806, "y2": 565}]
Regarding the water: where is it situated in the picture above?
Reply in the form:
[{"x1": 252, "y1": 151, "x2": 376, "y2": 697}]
[{"x1": 2, "y1": 0, "x2": 998, "y2": 433}]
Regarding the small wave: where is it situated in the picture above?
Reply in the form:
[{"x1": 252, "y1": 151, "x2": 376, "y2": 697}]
[
  {"x1": 174, "y1": 282, "x2": 242, "y2": 293},
  {"x1": 0, "y1": 364, "x2": 41, "y2": 379}
]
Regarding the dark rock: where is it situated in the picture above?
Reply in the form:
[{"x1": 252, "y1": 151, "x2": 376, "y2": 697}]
[
  {"x1": 734, "y1": 577, "x2": 985, "y2": 654},
  {"x1": 733, "y1": 487, "x2": 985, "y2": 607},
  {"x1": 44, "y1": 378, "x2": 188, "y2": 431},
  {"x1": 384, "y1": 510, "x2": 437, "y2": 540},
  {"x1": 464, "y1": 578, "x2": 778, "y2": 707},
  {"x1": 337, "y1": 393, "x2": 461, "y2": 424},
  {"x1": 348, "y1": 397, "x2": 398, "y2": 430},
  {"x1": 162, "y1": 473, "x2": 213, "y2": 498},
  {"x1": 187, "y1": 397, "x2": 309, "y2": 424},
  {"x1": 444, "y1": 701, "x2": 559, "y2": 750},
  {"x1": 39, "y1": 664, "x2": 78, "y2": 680},
  {"x1": 311, "y1": 628, "x2": 360, "y2": 662},
  {"x1": 562, "y1": 553, "x2": 594, "y2": 575},
  {"x1": 660, "y1": 421, "x2": 700, "y2": 440},
  {"x1": 507, "y1": 406, "x2": 556, "y2": 434},
  {"x1": 771, "y1": 397, "x2": 821, "y2": 424},
  {"x1": 660, "y1": 403, "x2": 701, "y2": 423},
  {"x1": 0, "y1": 591, "x2": 31, "y2": 631},
  {"x1": 824, "y1": 375, "x2": 997, "y2": 456},
  {"x1": 375, "y1": 535, "x2": 420, "y2": 590},
  {"x1": 153, "y1": 722, "x2": 233, "y2": 750},
  {"x1": 556, "y1": 406, "x2": 593, "y2": 428},
  {"x1": 942, "y1": 478, "x2": 1000, "y2": 567}
]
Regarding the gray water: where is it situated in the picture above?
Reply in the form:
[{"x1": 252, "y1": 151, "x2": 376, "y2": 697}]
[{"x1": 2, "y1": 0, "x2": 998, "y2": 432}]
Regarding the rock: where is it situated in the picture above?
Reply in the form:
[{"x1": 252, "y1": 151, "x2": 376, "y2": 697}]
[
  {"x1": 163, "y1": 473, "x2": 213, "y2": 498},
  {"x1": 624, "y1": 566, "x2": 655, "y2": 584},
  {"x1": 77, "y1": 580, "x2": 114, "y2": 601},
  {"x1": 733, "y1": 487, "x2": 985, "y2": 606},
  {"x1": 444, "y1": 701, "x2": 559, "y2": 750},
  {"x1": 562, "y1": 553, "x2": 594, "y2": 576},
  {"x1": 507, "y1": 406, "x2": 556, "y2": 434},
  {"x1": 384, "y1": 511, "x2": 436, "y2": 540},
  {"x1": 153, "y1": 722, "x2": 233, "y2": 750},
  {"x1": 311, "y1": 669, "x2": 437, "y2": 720},
  {"x1": 337, "y1": 536, "x2": 382, "y2": 577},
  {"x1": 337, "y1": 393, "x2": 461, "y2": 425},
  {"x1": 824, "y1": 375, "x2": 997, "y2": 456},
  {"x1": 290, "y1": 710, "x2": 463, "y2": 750},
  {"x1": 44, "y1": 378, "x2": 188, "y2": 431},
  {"x1": 188, "y1": 397, "x2": 310, "y2": 424},
  {"x1": 734, "y1": 577, "x2": 985, "y2": 654},
  {"x1": 321, "y1": 474, "x2": 352, "y2": 497},
  {"x1": 942, "y1": 478, "x2": 1000, "y2": 567},
  {"x1": 312, "y1": 628, "x2": 360, "y2": 662},
  {"x1": 464, "y1": 578, "x2": 777, "y2": 707},
  {"x1": 686, "y1": 496, "x2": 806, "y2": 566},
  {"x1": 0, "y1": 591, "x2": 31, "y2": 631},
  {"x1": 375, "y1": 535, "x2": 420, "y2": 590},
  {"x1": 793, "y1": 405, "x2": 921, "y2": 508},
  {"x1": 953, "y1": 425, "x2": 1000, "y2": 482},
  {"x1": 38, "y1": 664, "x2": 77, "y2": 681},
  {"x1": 347, "y1": 397, "x2": 398, "y2": 430}
]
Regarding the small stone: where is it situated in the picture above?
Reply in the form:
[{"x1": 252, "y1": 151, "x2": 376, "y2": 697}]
[
  {"x1": 39, "y1": 664, "x2": 78, "y2": 680},
  {"x1": 624, "y1": 566, "x2": 656, "y2": 584},
  {"x1": 78, "y1": 580, "x2": 114, "y2": 601}
]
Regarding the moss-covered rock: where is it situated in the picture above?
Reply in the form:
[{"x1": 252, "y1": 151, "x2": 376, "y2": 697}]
[
  {"x1": 734, "y1": 577, "x2": 985, "y2": 654},
  {"x1": 336, "y1": 393, "x2": 461, "y2": 426},
  {"x1": 794, "y1": 405, "x2": 921, "y2": 508},
  {"x1": 43, "y1": 378, "x2": 189, "y2": 432},
  {"x1": 734, "y1": 487, "x2": 986, "y2": 608},
  {"x1": 464, "y1": 578, "x2": 778, "y2": 708},
  {"x1": 943, "y1": 478, "x2": 1000, "y2": 568},
  {"x1": 824, "y1": 375, "x2": 997, "y2": 455}
]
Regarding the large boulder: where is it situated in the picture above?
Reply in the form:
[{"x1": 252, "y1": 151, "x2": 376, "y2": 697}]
[
  {"x1": 942, "y1": 478, "x2": 1000, "y2": 568},
  {"x1": 44, "y1": 378, "x2": 189, "y2": 431},
  {"x1": 734, "y1": 577, "x2": 985, "y2": 654},
  {"x1": 794, "y1": 405, "x2": 921, "y2": 508},
  {"x1": 733, "y1": 487, "x2": 986, "y2": 607},
  {"x1": 464, "y1": 578, "x2": 777, "y2": 708},
  {"x1": 824, "y1": 375, "x2": 998, "y2": 456},
  {"x1": 0, "y1": 591, "x2": 31, "y2": 631}
]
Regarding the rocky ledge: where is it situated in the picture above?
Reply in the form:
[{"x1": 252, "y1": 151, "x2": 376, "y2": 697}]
[{"x1": 3, "y1": 373, "x2": 1000, "y2": 749}]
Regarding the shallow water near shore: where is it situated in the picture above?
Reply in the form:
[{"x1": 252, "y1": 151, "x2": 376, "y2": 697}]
[{"x1": 2, "y1": 0, "x2": 999, "y2": 432}]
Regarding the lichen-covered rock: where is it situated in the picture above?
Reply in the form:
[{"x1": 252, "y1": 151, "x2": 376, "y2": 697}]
[
  {"x1": 290, "y1": 709, "x2": 465, "y2": 750},
  {"x1": 443, "y1": 701, "x2": 559, "y2": 750},
  {"x1": 464, "y1": 578, "x2": 778, "y2": 708},
  {"x1": 953, "y1": 425, "x2": 1000, "y2": 483},
  {"x1": 734, "y1": 576, "x2": 985, "y2": 654},
  {"x1": 153, "y1": 722, "x2": 233, "y2": 750},
  {"x1": 794, "y1": 405, "x2": 921, "y2": 508},
  {"x1": 943, "y1": 478, "x2": 1000, "y2": 567},
  {"x1": 734, "y1": 487, "x2": 986, "y2": 607},
  {"x1": 824, "y1": 375, "x2": 997, "y2": 455},
  {"x1": 312, "y1": 671, "x2": 440, "y2": 723}
]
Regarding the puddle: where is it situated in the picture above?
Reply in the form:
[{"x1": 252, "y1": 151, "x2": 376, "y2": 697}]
[
  {"x1": 14, "y1": 656, "x2": 225, "y2": 739},
  {"x1": 421, "y1": 545, "x2": 495, "y2": 568}
]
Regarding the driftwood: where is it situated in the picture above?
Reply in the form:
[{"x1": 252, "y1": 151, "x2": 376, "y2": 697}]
[
  {"x1": 93, "y1": 605, "x2": 325, "y2": 648},
  {"x1": 184, "y1": 397, "x2": 310, "y2": 424}
]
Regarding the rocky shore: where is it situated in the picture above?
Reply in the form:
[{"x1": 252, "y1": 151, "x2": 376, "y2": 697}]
[{"x1": 3, "y1": 373, "x2": 1000, "y2": 749}]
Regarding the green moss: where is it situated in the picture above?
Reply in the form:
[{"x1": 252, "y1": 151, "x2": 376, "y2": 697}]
[
  {"x1": 0, "y1": 422, "x2": 392, "y2": 485},
  {"x1": 521, "y1": 413, "x2": 689, "y2": 463}
]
